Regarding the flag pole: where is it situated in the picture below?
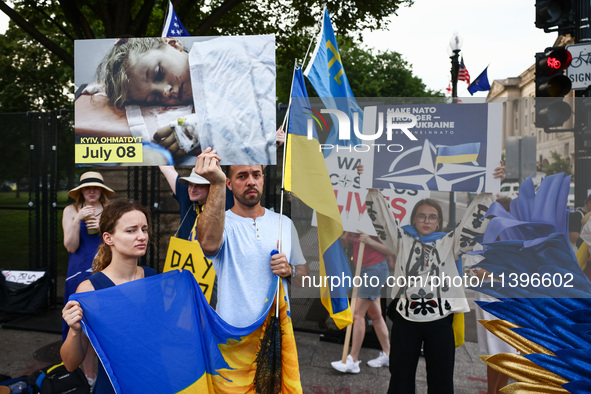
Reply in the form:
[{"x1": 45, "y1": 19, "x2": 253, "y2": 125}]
[
  {"x1": 341, "y1": 240, "x2": 364, "y2": 363},
  {"x1": 161, "y1": 1, "x2": 173, "y2": 37},
  {"x1": 302, "y1": 9, "x2": 324, "y2": 72},
  {"x1": 275, "y1": 60, "x2": 299, "y2": 316}
]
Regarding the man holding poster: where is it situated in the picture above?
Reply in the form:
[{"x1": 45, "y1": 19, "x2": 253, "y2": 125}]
[{"x1": 194, "y1": 148, "x2": 309, "y2": 326}]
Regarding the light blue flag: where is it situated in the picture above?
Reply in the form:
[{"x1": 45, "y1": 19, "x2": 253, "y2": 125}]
[
  {"x1": 304, "y1": 8, "x2": 363, "y2": 155},
  {"x1": 161, "y1": 1, "x2": 190, "y2": 37}
]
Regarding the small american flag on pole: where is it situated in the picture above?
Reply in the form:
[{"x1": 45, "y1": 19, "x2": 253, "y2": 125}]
[
  {"x1": 458, "y1": 57, "x2": 470, "y2": 85},
  {"x1": 162, "y1": 1, "x2": 190, "y2": 37}
]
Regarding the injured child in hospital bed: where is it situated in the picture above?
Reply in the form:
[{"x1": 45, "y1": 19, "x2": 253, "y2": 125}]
[{"x1": 75, "y1": 35, "x2": 277, "y2": 166}]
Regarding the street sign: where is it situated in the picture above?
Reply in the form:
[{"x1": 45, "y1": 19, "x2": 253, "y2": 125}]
[{"x1": 566, "y1": 43, "x2": 591, "y2": 90}]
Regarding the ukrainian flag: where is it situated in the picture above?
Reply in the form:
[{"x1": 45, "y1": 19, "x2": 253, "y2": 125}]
[
  {"x1": 71, "y1": 270, "x2": 302, "y2": 393},
  {"x1": 285, "y1": 67, "x2": 353, "y2": 330},
  {"x1": 434, "y1": 142, "x2": 481, "y2": 167}
]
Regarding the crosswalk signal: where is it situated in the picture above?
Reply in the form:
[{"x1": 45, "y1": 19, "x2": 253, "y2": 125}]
[
  {"x1": 535, "y1": 47, "x2": 573, "y2": 130},
  {"x1": 535, "y1": 0, "x2": 575, "y2": 34}
]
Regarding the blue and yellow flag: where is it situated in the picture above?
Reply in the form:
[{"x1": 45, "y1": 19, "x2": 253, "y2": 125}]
[
  {"x1": 304, "y1": 7, "x2": 362, "y2": 153},
  {"x1": 285, "y1": 67, "x2": 353, "y2": 330},
  {"x1": 71, "y1": 270, "x2": 302, "y2": 393},
  {"x1": 434, "y1": 142, "x2": 480, "y2": 167},
  {"x1": 473, "y1": 174, "x2": 591, "y2": 393}
]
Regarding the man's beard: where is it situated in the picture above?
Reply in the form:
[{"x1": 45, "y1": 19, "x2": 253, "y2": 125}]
[{"x1": 234, "y1": 187, "x2": 261, "y2": 207}]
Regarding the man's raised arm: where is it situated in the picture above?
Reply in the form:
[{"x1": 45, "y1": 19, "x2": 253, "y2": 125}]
[{"x1": 195, "y1": 148, "x2": 226, "y2": 256}]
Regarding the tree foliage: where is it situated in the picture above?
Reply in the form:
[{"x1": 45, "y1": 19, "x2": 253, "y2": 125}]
[
  {"x1": 0, "y1": 0, "x2": 413, "y2": 65},
  {"x1": 543, "y1": 151, "x2": 572, "y2": 176},
  {"x1": 0, "y1": 0, "x2": 435, "y2": 106},
  {"x1": 339, "y1": 41, "x2": 443, "y2": 98}
]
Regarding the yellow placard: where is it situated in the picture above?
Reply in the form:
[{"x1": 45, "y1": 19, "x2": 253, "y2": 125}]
[
  {"x1": 75, "y1": 143, "x2": 143, "y2": 164},
  {"x1": 163, "y1": 237, "x2": 216, "y2": 302}
]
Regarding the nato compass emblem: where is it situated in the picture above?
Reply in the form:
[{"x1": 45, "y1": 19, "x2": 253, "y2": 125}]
[{"x1": 376, "y1": 139, "x2": 486, "y2": 192}]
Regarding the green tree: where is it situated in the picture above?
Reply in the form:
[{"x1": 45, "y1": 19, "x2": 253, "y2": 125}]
[
  {"x1": 0, "y1": 4, "x2": 74, "y2": 194},
  {"x1": 543, "y1": 151, "x2": 572, "y2": 176},
  {"x1": 340, "y1": 42, "x2": 443, "y2": 98},
  {"x1": 0, "y1": 0, "x2": 414, "y2": 102}
]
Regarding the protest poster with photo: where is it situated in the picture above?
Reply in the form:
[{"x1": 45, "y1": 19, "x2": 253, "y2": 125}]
[
  {"x1": 366, "y1": 103, "x2": 502, "y2": 193},
  {"x1": 74, "y1": 35, "x2": 276, "y2": 166},
  {"x1": 323, "y1": 150, "x2": 428, "y2": 236}
]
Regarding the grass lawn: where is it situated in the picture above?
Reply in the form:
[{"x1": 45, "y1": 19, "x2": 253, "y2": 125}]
[{"x1": 0, "y1": 191, "x2": 70, "y2": 274}]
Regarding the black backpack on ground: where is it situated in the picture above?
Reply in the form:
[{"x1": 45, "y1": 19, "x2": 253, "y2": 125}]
[{"x1": 26, "y1": 363, "x2": 90, "y2": 394}]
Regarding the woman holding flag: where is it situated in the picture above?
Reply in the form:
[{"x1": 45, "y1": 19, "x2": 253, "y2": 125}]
[{"x1": 61, "y1": 200, "x2": 156, "y2": 394}]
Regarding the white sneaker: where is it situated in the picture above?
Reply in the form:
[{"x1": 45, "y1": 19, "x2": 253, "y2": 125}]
[
  {"x1": 367, "y1": 351, "x2": 389, "y2": 368},
  {"x1": 331, "y1": 354, "x2": 361, "y2": 373}
]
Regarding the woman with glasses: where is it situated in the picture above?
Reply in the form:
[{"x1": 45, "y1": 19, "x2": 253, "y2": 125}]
[{"x1": 365, "y1": 162, "x2": 505, "y2": 394}]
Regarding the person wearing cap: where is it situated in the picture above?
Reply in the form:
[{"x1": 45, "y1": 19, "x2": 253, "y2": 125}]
[
  {"x1": 62, "y1": 171, "x2": 114, "y2": 387},
  {"x1": 159, "y1": 166, "x2": 210, "y2": 241},
  {"x1": 159, "y1": 165, "x2": 220, "y2": 308}
]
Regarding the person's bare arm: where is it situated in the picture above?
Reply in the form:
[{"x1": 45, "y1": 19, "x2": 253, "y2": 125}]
[
  {"x1": 158, "y1": 166, "x2": 179, "y2": 195},
  {"x1": 358, "y1": 231, "x2": 394, "y2": 256},
  {"x1": 195, "y1": 148, "x2": 226, "y2": 255},
  {"x1": 60, "y1": 280, "x2": 94, "y2": 372},
  {"x1": 63, "y1": 204, "x2": 95, "y2": 253}
]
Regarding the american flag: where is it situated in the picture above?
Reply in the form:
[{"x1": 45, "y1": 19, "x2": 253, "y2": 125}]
[
  {"x1": 162, "y1": 1, "x2": 190, "y2": 37},
  {"x1": 458, "y1": 58, "x2": 470, "y2": 85}
]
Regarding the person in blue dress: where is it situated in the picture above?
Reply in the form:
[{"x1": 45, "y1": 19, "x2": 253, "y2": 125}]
[
  {"x1": 62, "y1": 171, "x2": 114, "y2": 386},
  {"x1": 60, "y1": 199, "x2": 156, "y2": 394}
]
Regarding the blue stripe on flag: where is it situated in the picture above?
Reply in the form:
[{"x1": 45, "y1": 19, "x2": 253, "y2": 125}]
[{"x1": 437, "y1": 143, "x2": 480, "y2": 157}]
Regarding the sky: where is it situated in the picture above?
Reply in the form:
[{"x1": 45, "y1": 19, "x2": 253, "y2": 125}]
[
  {"x1": 0, "y1": 1, "x2": 556, "y2": 98},
  {"x1": 361, "y1": 0, "x2": 557, "y2": 97},
  {"x1": 0, "y1": 9, "x2": 7, "y2": 34}
]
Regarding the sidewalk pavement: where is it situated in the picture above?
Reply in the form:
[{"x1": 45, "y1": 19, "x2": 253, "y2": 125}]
[{"x1": 1, "y1": 314, "x2": 489, "y2": 393}]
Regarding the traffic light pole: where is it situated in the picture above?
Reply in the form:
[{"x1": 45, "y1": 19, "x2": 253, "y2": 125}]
[
  {"x1": 574, "y1": 0, "x2": 591, "y2": 207},
  {"x1": 574, "y1": 88, "x2": 591, "y2": 206}
]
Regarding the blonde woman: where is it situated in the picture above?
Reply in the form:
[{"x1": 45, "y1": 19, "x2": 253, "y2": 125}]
[{"x1": 62, "y1": 171, "x2": 114, "y2": 385}]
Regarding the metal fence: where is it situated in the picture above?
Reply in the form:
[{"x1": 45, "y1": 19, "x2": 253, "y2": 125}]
[{"x1": 0, "y1": 110, "x2": 381, "y2": 344}]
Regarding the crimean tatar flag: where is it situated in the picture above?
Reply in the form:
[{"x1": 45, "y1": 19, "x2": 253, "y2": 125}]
[
  {"x1": 304, "y1": 7, "x2": 363, "y2": 154},
  {"x1": 434, "y1": 142, "x2": 480, "y2": 167},
  {"x1": 71, "y1": 270, "x2": 302, "y2": 393},
  {"x1": 162, "y1": 1, "x2": 190, "y2": 37},
  {"x1": 285, "y1": 67, "x2": 353, "y2": 330}
]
